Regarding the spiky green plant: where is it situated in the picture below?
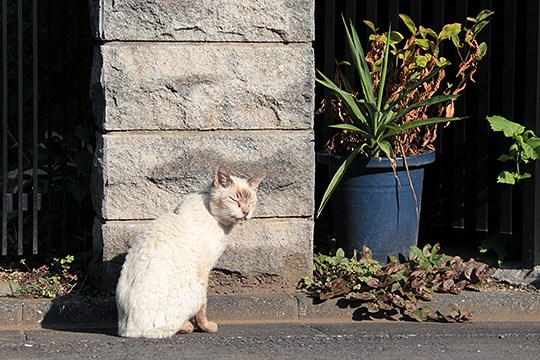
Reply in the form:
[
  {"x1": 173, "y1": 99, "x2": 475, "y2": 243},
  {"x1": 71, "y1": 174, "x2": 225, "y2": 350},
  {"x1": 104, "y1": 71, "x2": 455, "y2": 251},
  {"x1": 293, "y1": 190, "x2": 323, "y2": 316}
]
[
  {"x1": 316, "y1": 16, "x2": 462, "y2": 217},
  {"x1": 316, "y1": 11, "x2": 493, "y2": 217}
]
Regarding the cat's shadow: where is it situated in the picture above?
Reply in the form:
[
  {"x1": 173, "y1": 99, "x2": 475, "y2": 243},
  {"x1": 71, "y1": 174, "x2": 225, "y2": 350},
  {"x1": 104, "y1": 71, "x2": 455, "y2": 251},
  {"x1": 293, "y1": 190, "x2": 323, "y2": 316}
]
[
  {"x1": 40, "y1": 255, "x2": 122, "y2": 336},
  {"x1": 40, "y1": 294, "x2": 119, "y2": 336}
]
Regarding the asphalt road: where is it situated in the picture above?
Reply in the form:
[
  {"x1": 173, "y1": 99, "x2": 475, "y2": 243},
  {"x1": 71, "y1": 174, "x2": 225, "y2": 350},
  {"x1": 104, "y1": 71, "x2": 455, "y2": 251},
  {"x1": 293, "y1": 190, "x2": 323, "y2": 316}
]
[{"x1": 1, "y1": 321, "x2": 539, "y2": 360}]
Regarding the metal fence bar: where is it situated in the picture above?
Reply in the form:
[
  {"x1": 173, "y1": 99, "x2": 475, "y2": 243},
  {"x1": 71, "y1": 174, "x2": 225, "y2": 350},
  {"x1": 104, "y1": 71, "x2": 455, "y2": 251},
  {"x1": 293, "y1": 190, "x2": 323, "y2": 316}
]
[
  {"x1": 32, "y1": 0, "x2": 38, "y2": 254},
  {"x1": 45, "y1": 4, "x2": 53, "y2": 253},
  {"x1": 409, "y1": 0, "x2": 422, "y2": 23},
  {"x1": 16, "y1": 0, "x2": 23, "y2": 255},
  {"x1": 473, "y1": 0, "x2": 492, "y2": 232},
  {"x1": 61, "y1": 4, "x2": 67, "y2": 252},
  {"x1": 1, "y1": 0, "x2": 8, "y2": 256},
  {"x1": 498, "y1": 0, "x2": 517, "y2": 234},
  {"x1": 523, "y1": 0, "x2": 540, "y2": 267}
]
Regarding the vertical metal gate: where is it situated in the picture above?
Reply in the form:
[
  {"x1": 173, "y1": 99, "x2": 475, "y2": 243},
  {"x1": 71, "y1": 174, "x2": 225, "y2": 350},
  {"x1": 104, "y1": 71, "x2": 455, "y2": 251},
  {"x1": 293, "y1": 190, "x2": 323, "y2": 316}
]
[
  {"x1": 314, "y1": 0, "x2": 540, "y2": 266},
  {"x1": 1, "y1": 0, "x2": 39, "y2": 255},
  {"x1": 1, "y1": 0, "x2": 94, "y2": 257}
]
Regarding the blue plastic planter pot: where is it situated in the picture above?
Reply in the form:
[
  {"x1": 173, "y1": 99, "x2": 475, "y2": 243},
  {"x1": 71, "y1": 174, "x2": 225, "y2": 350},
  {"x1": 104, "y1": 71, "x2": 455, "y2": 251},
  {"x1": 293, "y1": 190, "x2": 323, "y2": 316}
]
[{"x1": 318, "y1": 150, "x2": 436, "y2": 263}]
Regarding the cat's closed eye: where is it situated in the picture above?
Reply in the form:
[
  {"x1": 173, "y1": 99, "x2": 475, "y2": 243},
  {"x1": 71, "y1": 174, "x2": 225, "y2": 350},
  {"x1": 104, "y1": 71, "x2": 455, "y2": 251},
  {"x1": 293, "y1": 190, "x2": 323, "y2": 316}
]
[{"x1": 228, "y1": 196, "x2": 241, "y2": 207}]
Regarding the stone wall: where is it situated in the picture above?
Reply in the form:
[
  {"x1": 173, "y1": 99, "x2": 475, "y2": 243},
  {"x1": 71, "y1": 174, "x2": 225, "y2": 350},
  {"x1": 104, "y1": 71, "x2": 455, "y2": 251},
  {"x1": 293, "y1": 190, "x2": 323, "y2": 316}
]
[{"x1": 89, "y1": 0, "x2": 315, "y2": 293}]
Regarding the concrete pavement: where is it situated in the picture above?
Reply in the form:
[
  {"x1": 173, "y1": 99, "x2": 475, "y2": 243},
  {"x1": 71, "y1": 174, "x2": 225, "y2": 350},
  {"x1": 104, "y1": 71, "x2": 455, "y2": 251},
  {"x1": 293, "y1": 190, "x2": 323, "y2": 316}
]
[{"x1": 1, "y1": 321, "x2": 540, "y2": 359}]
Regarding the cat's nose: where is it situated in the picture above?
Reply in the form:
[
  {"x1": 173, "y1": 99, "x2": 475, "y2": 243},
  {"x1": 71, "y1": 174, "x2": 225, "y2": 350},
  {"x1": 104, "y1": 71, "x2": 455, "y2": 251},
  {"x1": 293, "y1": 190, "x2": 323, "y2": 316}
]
[{"x1": 242, "y1": 210, "x2": 250, "y2": 218}]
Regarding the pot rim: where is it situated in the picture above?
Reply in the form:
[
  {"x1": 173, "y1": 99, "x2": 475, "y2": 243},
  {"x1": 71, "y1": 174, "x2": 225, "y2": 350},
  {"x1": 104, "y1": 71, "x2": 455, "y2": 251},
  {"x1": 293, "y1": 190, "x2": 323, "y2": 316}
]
[{"x1": 317, "y1": 149, "x2": 436, "y2": 169}]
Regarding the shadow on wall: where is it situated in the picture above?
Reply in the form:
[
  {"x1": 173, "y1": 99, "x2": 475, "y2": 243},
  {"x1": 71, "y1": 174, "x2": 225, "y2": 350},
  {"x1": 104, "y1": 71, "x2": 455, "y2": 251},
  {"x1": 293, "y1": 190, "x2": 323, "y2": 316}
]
[{"x1": 93, "y1": 253, "x2": 128, "y2": 295}]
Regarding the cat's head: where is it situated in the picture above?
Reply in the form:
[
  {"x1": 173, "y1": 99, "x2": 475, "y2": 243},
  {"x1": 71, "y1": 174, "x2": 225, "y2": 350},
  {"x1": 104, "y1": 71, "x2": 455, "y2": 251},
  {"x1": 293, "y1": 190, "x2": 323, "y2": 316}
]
[{"x1": 209, "y1": 166, "x2": 264, "y2": 226}]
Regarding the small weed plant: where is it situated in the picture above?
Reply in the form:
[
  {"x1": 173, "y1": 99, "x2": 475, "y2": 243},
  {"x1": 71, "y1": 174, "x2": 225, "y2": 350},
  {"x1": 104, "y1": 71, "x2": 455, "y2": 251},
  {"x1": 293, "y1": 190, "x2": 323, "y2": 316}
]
[
  {"x1": 479, "y1": 116, "x2": 540, "y2": 266},
  {"x1": 487, "y1": 115, "x2": 540, "y2": 185},
  {"x1": 8, "y1": 255, "x2": 78, "y2": 298},
  {"x1": 300, "y1": 244, "x2": 491, "y2": 322}
]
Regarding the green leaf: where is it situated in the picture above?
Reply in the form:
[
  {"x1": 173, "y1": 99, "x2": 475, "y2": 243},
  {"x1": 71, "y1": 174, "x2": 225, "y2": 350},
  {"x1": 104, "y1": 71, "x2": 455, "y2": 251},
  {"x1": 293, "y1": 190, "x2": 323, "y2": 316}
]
[
  {"x1": 522, "y1": 143, "x2": 538, "y2": 161},
  {"x1": 377, "y1": 140, "x2": 394, "y2": 160},
  {"x1": 381, "y1": 31, "x2": 404, "y2": 46},
  {"x1": 399, "y1": 14, "x2": 417, "y2": 35},
  {"x1": 414, "y1": 38, "x2": 430, "y2": 50},
  {"x1": 415, "y1": 54, "x2": 431, "y2": 68},
  {"x1": 496, "y1": 154, "x2": 513, "y2": 162},
  {"x1": 475, "y1": 9, "x2": 495, "y2": 23},
  {"x1": 472, "y1": 20, "x2": 491, "y2": 37},
  {"x1": 372, "y1": 58, "x2": 383, "y2": 72},
  {"x1": 317, "y1": 147, "x2": 362, "y2": 217},
  {"x1": 409, "y1": 246, "x2": 424, "y2": 261},
  {"x1": 385, "y1": 117, "x2": 461, "y2": 138},
  {"x1": 440, "y1": 23, "x2": 462, "y2": 39},
  {"x1": 516, "y1": 172, "x2": 532, "y2": 180},
  {"x1": 497, "y1": 171, "x2": 516, "y2": 185},
  {"x1": 392, "y1": 94, "x2": 459, "y2": 123},
  {"x1": 435, "y1": 57, "x2": 451, "y2": 67},
  {"x1": 316, "y1": 70, "x2": 369, "y2": 128},
  {"x1": 364, "y1": 20, "x2": 377, "y2": 33},
  {"x1": 451, "y1": 35, "x2": 462, "y2": 49},
  {"x1": 480, "y1": 235, "x2": 508, "y2": 267},
  {"x1": 342, "y1": 15, "x2": 376, "y2": 104},
  {"x1": 337, "y1": 60, "x2": 352, "y2": 67},
  {"x1": 469, "y1": 9, "x2": 493, "y2": 38},
  {"x1": 526, "y1": 137, "x2": 540, "y2": 159},
  {"x1": 419, "y1": 26, "x2": 438, "y2": 39},
  {"x1": 377, "y1": 25, "x2": 392, "y2": 111},
  {"x1": 337, "y1": 71, "x2": 354, "y2": 94},
  {"x1": 477, "y1": 42, "x2": 488, "y2": 60},
  {"x1": 430, "y1": 243, "x2": 442, "y2": 262},
  {"x1": 486, "y1": 115, "x2": 525, "y2": 137},
  {"x1": 23, "y1": 169, "x2": 47, "y2": 177},
  {"x1": 328, "y1": 123, "x2": 364, "y2": 133}
]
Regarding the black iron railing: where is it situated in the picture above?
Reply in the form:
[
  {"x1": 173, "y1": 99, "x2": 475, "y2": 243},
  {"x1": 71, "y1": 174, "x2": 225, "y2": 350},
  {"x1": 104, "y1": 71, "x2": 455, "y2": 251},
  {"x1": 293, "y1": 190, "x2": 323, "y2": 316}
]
[
  {"x1": 1, "y1": 0, "x2": 39, "y2": 255},
  {"x1": 1, "y1": 0, "x2": 94, "y2": 257}
]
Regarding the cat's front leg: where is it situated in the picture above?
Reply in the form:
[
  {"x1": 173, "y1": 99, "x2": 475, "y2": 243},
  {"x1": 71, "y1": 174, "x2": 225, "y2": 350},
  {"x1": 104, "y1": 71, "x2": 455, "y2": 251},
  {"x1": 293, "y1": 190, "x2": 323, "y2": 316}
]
[{"x1": 194, "y1": 302, "x2": 218, "y2": 333}]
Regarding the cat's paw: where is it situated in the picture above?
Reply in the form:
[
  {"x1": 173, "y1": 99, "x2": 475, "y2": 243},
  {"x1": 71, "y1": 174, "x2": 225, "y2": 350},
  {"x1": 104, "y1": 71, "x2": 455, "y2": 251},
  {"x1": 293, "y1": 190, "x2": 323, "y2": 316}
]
[
  {"x1": 199, "y1": 321, "x2": 218, "y2": 333},
  {"x1": 176, "y1": 321, "x2": 194, "y2": 335}
]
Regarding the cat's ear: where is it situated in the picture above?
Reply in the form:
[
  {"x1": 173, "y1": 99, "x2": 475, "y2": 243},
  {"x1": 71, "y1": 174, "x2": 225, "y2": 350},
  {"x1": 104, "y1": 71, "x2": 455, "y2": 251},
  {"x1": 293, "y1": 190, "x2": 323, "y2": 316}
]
[
  {"x1": 214, "y1": 166, "x2": 233, "y2": 188},
  {"x1": 248, "y1": 173, "x2": 265, "y2": 189}
]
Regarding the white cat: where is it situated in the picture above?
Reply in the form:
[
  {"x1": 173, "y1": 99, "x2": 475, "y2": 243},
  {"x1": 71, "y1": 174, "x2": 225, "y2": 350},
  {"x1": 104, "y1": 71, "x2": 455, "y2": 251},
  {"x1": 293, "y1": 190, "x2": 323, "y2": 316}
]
[{"x1": 116, "y1": 166, "x2": 264, "y2": 338}]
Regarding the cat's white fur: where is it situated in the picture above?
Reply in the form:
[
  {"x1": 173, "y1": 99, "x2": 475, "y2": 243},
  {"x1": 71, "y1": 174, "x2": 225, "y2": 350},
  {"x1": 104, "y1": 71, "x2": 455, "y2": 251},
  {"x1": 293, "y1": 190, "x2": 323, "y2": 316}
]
[{"x1": 116, "y1": 166, "x2": 263, "y2": 338}]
